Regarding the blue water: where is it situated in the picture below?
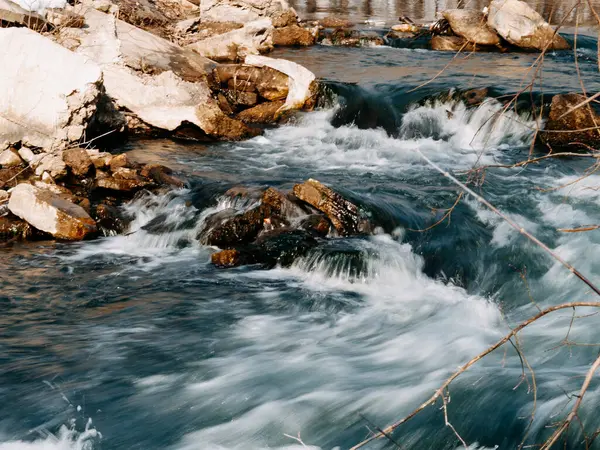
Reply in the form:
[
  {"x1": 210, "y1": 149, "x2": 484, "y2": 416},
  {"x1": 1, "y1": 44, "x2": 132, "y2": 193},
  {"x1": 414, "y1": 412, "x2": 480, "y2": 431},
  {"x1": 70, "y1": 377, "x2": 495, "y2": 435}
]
[{"x1": 2, "y1": 36, "x2": 600, "y2": 450}]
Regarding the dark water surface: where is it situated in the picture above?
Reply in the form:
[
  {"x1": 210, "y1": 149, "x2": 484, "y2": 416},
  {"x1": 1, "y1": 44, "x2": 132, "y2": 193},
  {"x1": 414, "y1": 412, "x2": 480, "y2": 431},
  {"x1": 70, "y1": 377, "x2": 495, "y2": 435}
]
[{"x1": 2, "y1": 18, "x2": 600, "y2": 450}]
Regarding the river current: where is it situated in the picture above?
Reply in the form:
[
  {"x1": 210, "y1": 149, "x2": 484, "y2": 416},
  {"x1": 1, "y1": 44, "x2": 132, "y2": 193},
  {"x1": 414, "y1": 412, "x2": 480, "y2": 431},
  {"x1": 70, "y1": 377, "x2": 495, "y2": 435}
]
[{"x1": 2, "y1": 15, "x2": 600, "y2": 450}]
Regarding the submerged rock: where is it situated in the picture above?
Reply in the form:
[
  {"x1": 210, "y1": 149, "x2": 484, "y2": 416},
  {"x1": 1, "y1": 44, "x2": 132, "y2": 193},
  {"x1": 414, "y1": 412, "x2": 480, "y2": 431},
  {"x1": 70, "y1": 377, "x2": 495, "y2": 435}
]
[
  {"x1": 0, "y1": 27, "x2": 103, "y2": 150},
  {"x1": 542, "y1": 94, "x2": 600, "y2": 148},
  {"x1": 442, "y1": 9, "x2": 500, "y2": 46},
  {"x1": 293, "y1": 179, "x2": 364, "y2": 236},
  {"x1": 8, "y1": 183, "x2": 97, "y2": 240},
  {"x1": 487, "y1": 0, "x2": 569, "y2": 51}
]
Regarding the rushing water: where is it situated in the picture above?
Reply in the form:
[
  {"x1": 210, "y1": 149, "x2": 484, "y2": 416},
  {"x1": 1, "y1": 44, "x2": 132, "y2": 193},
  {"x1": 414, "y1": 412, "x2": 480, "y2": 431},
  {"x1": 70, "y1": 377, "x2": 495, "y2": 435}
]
[{"x1": 3, "y1": 21, "x2": 600, "y2": 450}]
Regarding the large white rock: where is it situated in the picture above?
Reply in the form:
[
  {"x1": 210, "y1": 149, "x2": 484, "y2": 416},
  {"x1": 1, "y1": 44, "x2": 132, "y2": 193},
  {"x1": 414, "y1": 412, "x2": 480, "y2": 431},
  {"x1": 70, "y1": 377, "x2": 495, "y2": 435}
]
[
  {"x1": 488, "y1": 0, "x2": 570, "y2": 50},
  {"x1": 245, "y1": 55, "x2": 316, "y2": 111},
  {"x1": 201, "y1": 0, "x2": 289, "y2": 23},
  {"x1": 186, "y1": 19, "x2": 273, "y2": 62},
  {"x1": 0, "y1": 28, "x2": 103, "y2": 150},
  {"x1": 8, "y1": 183, "x2": 97, "y2": 240}
]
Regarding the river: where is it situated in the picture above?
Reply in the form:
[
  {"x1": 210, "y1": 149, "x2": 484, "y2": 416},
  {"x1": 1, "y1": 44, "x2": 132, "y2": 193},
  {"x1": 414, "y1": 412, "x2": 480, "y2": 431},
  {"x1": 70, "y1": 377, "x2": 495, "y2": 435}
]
[{"x1": 2, "y1": 3, "x2": 600, "y2": 450}]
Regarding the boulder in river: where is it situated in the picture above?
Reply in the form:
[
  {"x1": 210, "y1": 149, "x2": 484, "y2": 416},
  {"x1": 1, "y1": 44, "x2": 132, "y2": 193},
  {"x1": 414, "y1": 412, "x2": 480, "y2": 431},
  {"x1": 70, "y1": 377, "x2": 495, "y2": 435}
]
[
  {"x1": 487, "y1": 0, "x2": 570, "y2": 51},
  {"x1": 0, "y1": 27, "x2": 103, "y2": 150},
  {"x1": 273, "y1": 24, "x2": 316, "y2": 46},
  {"x1": 236, "y1": 100, "x2": 286, "y2": 123},
  {"x1": 442, "y1": 9, "x2": 500, "y2": 46},
  {"x1": 293, "y1": 179, "x2": 364, "y2": 236},
  {"x1": 245, "y1": 55, "x2": 317, "y2": 110},
  {"x1": 0, "y1": 213, "x2": 36, "y2": 242},
  {"x1": 213, "y1": 64, "x2": 290, "y2": 101},
  {"x1": 8, "y1": 183, "x2": 97, "y2": 240},
  {"x1": 541, "y1": 93, "x2": 600, "y2": 148}
]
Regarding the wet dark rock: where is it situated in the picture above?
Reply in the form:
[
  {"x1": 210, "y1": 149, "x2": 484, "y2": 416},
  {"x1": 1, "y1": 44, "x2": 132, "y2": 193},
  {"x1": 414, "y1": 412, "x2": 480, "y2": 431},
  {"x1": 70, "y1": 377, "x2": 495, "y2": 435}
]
[
  {"x1": 541, "y1": 93, "x2": 600, "y2": 149},
  {"x1": 236, "y1": 100, "x2": 286, "y2": 124},
  {"x1": 63, "y1": 148, "x2": 94, "y2": 177},
  {"x1": 93, "y1": 203, "x2": 130, "y2": 235},
  {"x1": 293, "y1": 179, "x2": 364, "y2": 236},
  {"x1": 273, "y1": 25, "x2": 316, "y2": 46},
  {"x1": 462, "y1": 87, "x2": 489, "y2": 106},
  {"x1": 211, "y1": 248, "x2": 246, "y2": 267},
  {"x1": 261, "y1": 187, "x2": 307, "y2": 217},
  {"x1": 224, "y1": 186, "x2": 264, "y2": 200},
  {"x1": 298, "y1": 214, "x2": 331, "y2": 237},
  {"x1": 321, "y1": 29, "x2": 384, "y2": 47},
  {"x1": 140, "y1": 164, "x2": 186, "y2": 187},
  {"x1": 0, "y1": 213, "x2": 35, "y2": 241}
]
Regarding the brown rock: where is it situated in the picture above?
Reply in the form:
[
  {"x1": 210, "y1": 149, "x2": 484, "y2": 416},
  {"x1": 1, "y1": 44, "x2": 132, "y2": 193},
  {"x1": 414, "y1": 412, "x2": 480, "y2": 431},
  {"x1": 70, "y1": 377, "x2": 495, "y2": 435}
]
[
  {"x1": 431, "y1": 35, "x2": 478, "y2": 52},
  {"x1": 0, "y1": 166, "x2": 31, "y2": 189},
  {"x1": 63, "y1": 148, "x2": 94, "y2": 177},
  {"x1": 271, "y1": 9, "x2": 298, "y2": 28},
  {"x1": 211, "y1": 249, "x2": 243, "y2": 268},
  {"x1": 319, "y1": 16, "x2": 353, "y2": 28},
  {"x1": 261, "y1": 187, "x2": 307, "y2": 218},
  {"x1": 227, "y1": 78, "x2": 256, "y2": 92},
  {"x1": 217, "y1": 93, "x2": 235, "y2": 115},
  {"x1": 462, "y1": 87, "x2": 489, "y2": 106},
  {"x1": 109, "y1": 154, "x2": 133, "y2": 172},
  {"x1": 140, "y1": 164, "x2": 186, "y2": 187},
  {"x1": 273, "y1": 25, "x2": 316, "y2": 46},
  {"x1": 0, "y1": 213, "x2": 34, "y2": 241},
  {"x1": 202, "y1": 204, "x2": 272, "y2": 247},
  {"x1": 95, "y1": 173, "x2": 154, "y2": 192},
  {"x1": 293, "y1": 179, "x2": 362, "y2": 236},
  {"x1": 87, "y1": 150, "x2": 113, "y2": 170},
  {"x1": 223, "y1": 89, "x2": 258, "y2": 107},
  {"x1": 236, "y1": 100, "x2": 285, "y2": 124},
  {"x1": 541, "y1": 94, "x2": 600, "y2": 148},
  {"x1": 8, "y1": 183, "x2": 97, "y2": 240},
  {"x1": 93, "y1": 203, "x2": 130, "y2": 235},
  {"x1": 299, "y1": 214, "x2": 331, "y2": 237},
  {"x1": 442, "y1": 9, "x2": 500, "y2": 46},
  {"x1": 213, "y1": 65, "x2": 289, "y2": 101}
]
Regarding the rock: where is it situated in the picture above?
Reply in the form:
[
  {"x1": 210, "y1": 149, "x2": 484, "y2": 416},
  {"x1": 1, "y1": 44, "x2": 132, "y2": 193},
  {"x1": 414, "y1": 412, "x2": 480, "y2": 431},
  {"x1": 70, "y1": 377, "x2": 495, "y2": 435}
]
[
  {"x1": 298, "y1": 214, "x2": 330, "y2": 236},
  {"x1": 293, "y1": 179, "x2": 362, "y2": 236},
  {"x1": 253, "y1": 229, "x2": 318, "y2": 267},
  {"x1": 245, "y1": 55, "x2": 316, "y2": 110},
  {"x1": 0, "y1": 0, "x2": 47, "y2": 30},
  {"x1": 319, "y1": 16, "x2": 353, "y2": 28},
  {"x1": 108, "y1": 153, "x2": 133, "y2": 172},
  {"x1": 63, "y1": 148, "x2": 94, "y2": 177},
  {"x1": 0, "y1": 190, "x2": 7, "y2": 203},
  {"x1": 236, "y1": 100, "x2": 285, "y2": 123},
  {"x1": 0, "y1": 166, "x2": 32, "y2": 189},
  {"x1": 8, "y1": 183, "x2": 97, "y2": 240},
  {"x1": 139, "y1": 164, "x2": 186, "y2": 187},
  {"x1": 322, "y1": 29, "x2": 385, "y2": 47},
  {"x1": 45, "y1": 8, "x2": 84, "y2": 28},
  {"x1": 227, "y1": 78, "x2": 257, "y2": 92},
  {"x1": 178, "y1": 21, "x2": 243, "y2": 43},
  {"x1": 0, "y1": 213, "x2": 35, "y2": 241},
  {"x1": 211, "y1": 249, "x2": 245, "y2": 267},
  {"x1": 213, "y1": 64, "x2": 290, "y2": 101},
  {"x1": 223, "y1": 89, "x2": 258, "y2": 108},
  {"x1": 273, "y1": 24, "x2": 316, "y2": 46},
  {"x1": 17, "y1": 147, "x2": 35, "y2": 164},
  {"x1": 541, "y1": 94, "x2": 600, "y2": 148},
  {"x1": 93, "y1": 203, "x2": 129, "y2": 235},
  {"x1": 271, "y1": 8, "x2": 297, "y2": 27},
  {"x1": 71, "y1": 8, "x2": 215, "y2": 81},
  {"x1": 202, "y1": 203, "x2": 278, "y2": 247},
  {"x1": 391, "y1": 23, "x2": 419, "y2": 33},
  {"x1": 34, "y1": 153, "x2": 67, "y2": 180},
  {"x1": 487, "y1": 0, "x2": 570, "y2": 51},
  {"x1": 201, "y1": 0, "x2": 291, "y2": 24},
  {"x1": 0, "y1": 28, "x2": 102, "y2": 150},
  {"x1": 186, "y1": 18, "x2": 273, "y2": 62},
  {"x1": 87, "y1": 150, "x2": 113, "y2": 169},
  {"x1": 431, "y1": 35, "x2": 478, "y2": 52},
  {"x1": 217, "y1": 93, "x2": 235, "y2": 115},
  {"x1": 462, "y1": 87, "x2": 489, "y2": 106},
  {"x1": 174, "y1": 17, "x2": 200, "y2": 34},
  {"x1": 95, "y1": 174, "x2": 154, "y2": 192},
  {"x1": 0, "y1": 149, "x2": 23, "y2": 168},
  {"x1": 442, "y1": 9, "x2": 500, "y2": 46},
  {"x1": 261, "y1": 187, "x2": 306, "y2": 217}
]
